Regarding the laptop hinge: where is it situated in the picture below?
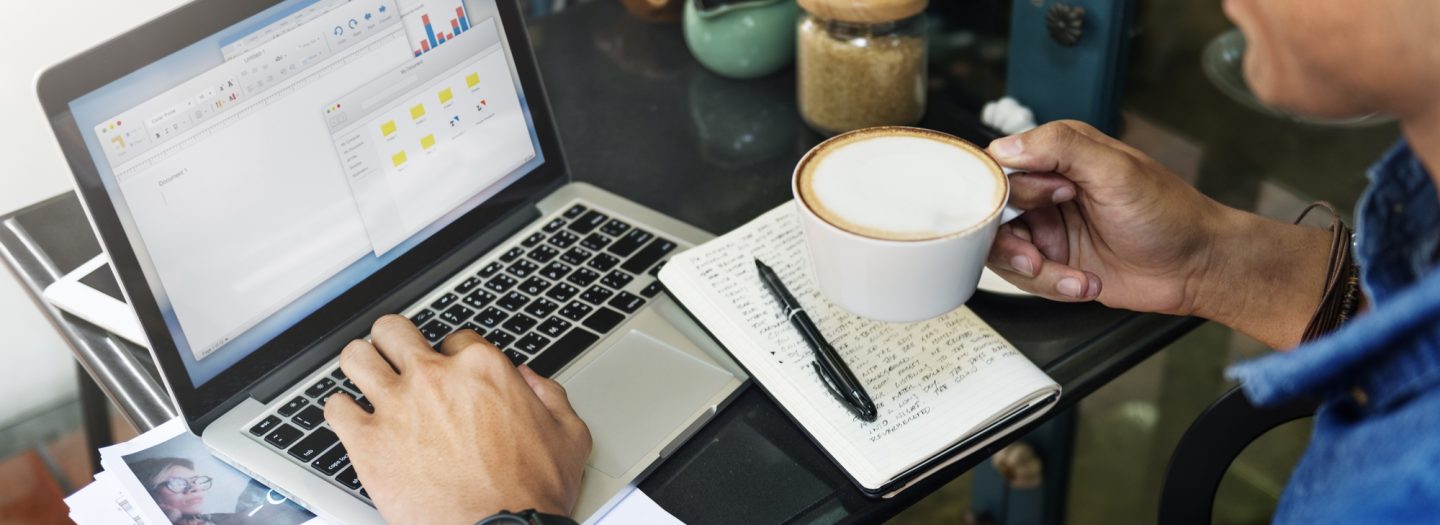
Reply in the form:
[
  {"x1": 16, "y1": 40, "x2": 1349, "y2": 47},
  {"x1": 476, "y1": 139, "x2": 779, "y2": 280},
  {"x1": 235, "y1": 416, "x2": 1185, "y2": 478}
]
[{"x1": 199, "y1": 202, "x2": 544, "y2": 427}]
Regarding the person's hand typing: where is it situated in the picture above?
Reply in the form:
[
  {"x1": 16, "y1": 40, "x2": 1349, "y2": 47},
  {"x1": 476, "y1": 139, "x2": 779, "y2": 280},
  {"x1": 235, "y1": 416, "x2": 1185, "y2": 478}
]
[
  {"x1": 324, "y1": 315, "x2": 592, "y2": 525},
  {"x1": 985, "y1": 120, "x2": 1331, "y2": 347}
]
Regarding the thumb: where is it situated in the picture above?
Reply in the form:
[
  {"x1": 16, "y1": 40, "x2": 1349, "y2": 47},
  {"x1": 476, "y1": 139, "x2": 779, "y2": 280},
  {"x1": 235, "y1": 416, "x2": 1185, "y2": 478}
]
[
  {"x1": 987, "y1": 120, "x2": 1139, "y2": 189},
  {"x1": 517, "y1": 365, "x2": 583, "y2": 424}
]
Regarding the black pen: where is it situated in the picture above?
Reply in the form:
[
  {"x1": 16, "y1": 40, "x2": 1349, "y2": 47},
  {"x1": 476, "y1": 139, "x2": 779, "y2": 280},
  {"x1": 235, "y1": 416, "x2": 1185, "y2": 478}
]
[{"x1": 755, "y1": 258, "x2": 878, "y2": 422}]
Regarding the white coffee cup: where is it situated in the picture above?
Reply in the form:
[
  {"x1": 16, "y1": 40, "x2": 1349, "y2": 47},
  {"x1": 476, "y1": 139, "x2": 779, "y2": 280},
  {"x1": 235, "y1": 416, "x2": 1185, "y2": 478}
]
[{"x1": 793, "y1": 126, "x2": 1021, "y2": 322}]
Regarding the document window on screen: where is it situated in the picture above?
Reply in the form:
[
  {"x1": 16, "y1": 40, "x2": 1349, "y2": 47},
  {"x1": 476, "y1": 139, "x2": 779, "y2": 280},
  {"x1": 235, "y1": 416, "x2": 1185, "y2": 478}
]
[{"x1": 87, "y1": 0, "x2": 529, "y2": 361}]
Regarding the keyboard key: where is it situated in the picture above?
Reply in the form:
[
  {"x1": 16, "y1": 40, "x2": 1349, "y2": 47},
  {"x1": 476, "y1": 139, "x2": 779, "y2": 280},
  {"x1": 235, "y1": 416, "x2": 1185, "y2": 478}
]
[
  {"x1": 587, "y1": 253, "x2": 620, "y2": 272},
  {"x1": 504, "y1": 349, "x2": 528, "y2": 365},
  {"x1": 609, "y1": 292, "x2": 647, "y2": 313},
  {"x1": 500, "y1": 247, "x2": 526, "y2": 262},
  {"x1": 580, "y1": 286, "x2": 614, "y2": 305},
  {"x1": 607, "y1": 229, "x2": 654, "y2": 257},
  {"x1": 600, "y1": 270, "x2": 634, "y2": 290},
  {"x1": 601, "y1": 218, "x2": 631, "y2": 237},
  {"x1": 330, "y1": 368, "x2": 346, "y2": 380},
  {"x1": 338, "y1": 466, "x2": 364, "y2": 490},
  {"x1": 455, "y1": 276, "x2": 482, "y2": 294},
  {"x1": 478, "y1": 261, "x2": 504, "y2": 278},
  {"x1": 249, "y1": 415, "x2": 281, "y2": 436},
  {"x1": 360, "y1": 489, "x2": 369, "y2": 500},
  {"x1": 622, "y1": 238, "x2": 677, "y2": 274},
  {"x1": 507, "y1": 259, "x2": 540, "y2": 278},
  {"x1": 568, "y1": 210, "x2": 609, "y2": 234},
  {"x1": 537, "y1": 317, "x2": 572, "y2": 338},
  {"x1": 485, "y1": 330, "x2": 516, "y2": 349},
  {"x1": 542, "y1": 217, "x2": 566, "y2": 233},
  {"x1": 518, "y1": 277, "x2": 551, "y2": 296},
  {"x1": 549, "y1": 230, "x2": 580, "y2": 249},
  {"x1": 304, "y1": 378, "x2": 336, "y2": 398},
  {"x1": 560, "y1": 247, "x2": 592, "y2": 265},
  {"x1": 583, "y1": 308, "x2": 627, "y2": 333},
  {"x1": 485, "y1": 274, "x2": 519, "y2": 293},
  {"x1": 580, "y1": 233, "x2": 611, "y2": 251},
  {"x1": 563, "y1": 204, "x2": 588, "y2": 219},
  {"x1": 540, "y1": 262, "x2": 572, "y2": 281},
  {"x1": 545, "y1": 282, "x2": 580, "y2": 303},
  {"x1": 318, "y1": 387, "x2": 346, "y2": 406},
  {"x1": 278, "y1": 396, "x2": 308, "y2": 417},
  {"x1": 463, "y1": 289, "x2": 497, "y2": 309},
  {"x1": 567, "y1": 268, "x2": 601, "y2": 287},
  {"x1": 524, "y1": 298, "x2": 560, "y2": 318},
  {"x1": 497, "y1": 291, "x2": 529, "y2": 311},
  {"x1": 640, "y1": 281, "x2": 664, "y2": 298},
  {"x1": 441, "y1": 305, "x2": 475, "y2": 325},
  {"x1": 312, "y1": 443, "x2": 350, "y2": 476},
  {"x1": 474, "y1": 307, "x2": 509, "y2": 329},
  {"x1": 529, "y1": 330, "x2": 601, "y2": 377},
  {"x1": 649, "y1": 260, "x2": 667, "y2": 276},
  {"x1": 459, "y1": 321, "x2": 486, "y2": 336},
  {"x1": 265, "y1": 424, "x2": 304, "y2": 449},
  {"x1": 521, "y1": 232, "x2": 546, "y2": 247},
  {"x1": 419, "y1": 320, "x2": 452, "y2": 342},
  {"x1": 502, "y1": 314, "x2": 539, "y2": 335},
  {"x1": 288, "y1": 428, "x2": 338, "y2": 462},
  {"x1": 528, "y1": 245, "x2": 560, "y2": 264},
  {"x1": 292, "y1": 406, "x2": 325, "y2": 430},
  {"x1": 430, "y1": 293, "x2": 458, "y2": 310},
  {"x1": 355, "y1": 396, "x2": 374, "y2": 413},
  {"x1": 409, "y1": 309, "x2": 436, "y2": 326},
  {"x1": 559, "y1": 302, "x2": 593, "y2": 322},
  {"x1": 515, "y1": 333, "x2": 551, "y2": 354},
  {"x1": 341, "y1": 378, "x2": 360, "y2": 393}
]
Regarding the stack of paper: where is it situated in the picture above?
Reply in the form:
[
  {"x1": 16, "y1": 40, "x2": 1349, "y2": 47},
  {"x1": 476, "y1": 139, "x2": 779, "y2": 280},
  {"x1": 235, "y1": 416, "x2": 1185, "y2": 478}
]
[
  {"x1": 66, "y1": 419, "x2": 326, "y2": 525},
  {"x1": 65, "y1": 418, "x2": 684, "y2": 524}
]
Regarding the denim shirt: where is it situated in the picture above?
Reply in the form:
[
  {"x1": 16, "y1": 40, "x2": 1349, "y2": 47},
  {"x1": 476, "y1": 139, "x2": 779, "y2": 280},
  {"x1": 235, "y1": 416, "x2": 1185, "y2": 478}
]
[{"x1": 1226, "y1": 142, "x2": 1440, "y2": 523}]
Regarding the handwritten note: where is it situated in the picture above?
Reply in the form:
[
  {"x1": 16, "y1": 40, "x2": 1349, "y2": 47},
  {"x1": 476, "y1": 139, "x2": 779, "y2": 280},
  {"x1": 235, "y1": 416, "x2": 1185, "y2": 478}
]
[{"x1": 662, "y1": 203, "x2": 1058, "y2": 488}]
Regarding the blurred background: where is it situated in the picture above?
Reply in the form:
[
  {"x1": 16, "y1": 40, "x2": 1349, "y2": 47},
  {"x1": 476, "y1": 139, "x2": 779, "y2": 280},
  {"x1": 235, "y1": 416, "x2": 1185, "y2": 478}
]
[{"x1": 0, "y1": 0, "x2": 1396, "y2": 523}]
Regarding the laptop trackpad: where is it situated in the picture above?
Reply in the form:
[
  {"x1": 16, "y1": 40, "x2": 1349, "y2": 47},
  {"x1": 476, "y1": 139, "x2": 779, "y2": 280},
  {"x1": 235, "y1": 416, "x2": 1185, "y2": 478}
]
[{"x1": 563, "y1": 331, "x2": 734, "y2": 477}]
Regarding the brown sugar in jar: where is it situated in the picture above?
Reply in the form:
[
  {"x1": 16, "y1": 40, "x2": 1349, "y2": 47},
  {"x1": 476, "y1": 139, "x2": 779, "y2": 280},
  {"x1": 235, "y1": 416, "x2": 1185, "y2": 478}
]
[{"x1": 796, "y1": 0, "x2": 927, "y2": 135}]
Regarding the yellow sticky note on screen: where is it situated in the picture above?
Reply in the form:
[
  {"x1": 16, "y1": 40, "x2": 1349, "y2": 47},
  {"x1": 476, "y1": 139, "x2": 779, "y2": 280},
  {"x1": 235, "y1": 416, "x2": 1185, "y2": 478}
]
[
  {"x1": 380, "y1": 120, "x2": 397, "y2": 137},
  {"x1": 420, "y1": 134, "x2": 436, "y2": 150},
  {"x1": 410, "y1": 104, "x2": 426, "y2": 120},
  {"x1": 391, "y1": 151, "x2": 407, "y2": 167},
  {"x1": 438, "y1": 88, "x2": 454, "y2": 104},
  {"x1": 466, "y1": 73, "x2": 480, "y2": 88}
]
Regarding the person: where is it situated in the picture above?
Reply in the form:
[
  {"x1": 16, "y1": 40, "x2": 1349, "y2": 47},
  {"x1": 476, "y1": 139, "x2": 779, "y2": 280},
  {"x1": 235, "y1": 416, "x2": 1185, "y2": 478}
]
[
  {"x1": 325, "y1": 0, "x2": 1439, "y2": 523},
  {"x1": 132, "y1": 457, "x2": 310, "y2": 525}
]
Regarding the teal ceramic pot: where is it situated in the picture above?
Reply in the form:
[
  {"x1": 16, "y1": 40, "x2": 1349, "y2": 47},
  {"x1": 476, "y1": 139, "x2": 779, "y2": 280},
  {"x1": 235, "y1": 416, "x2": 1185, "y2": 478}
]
[{"x1": 683, "y1": 0, "x2": 799, "y2": 79}]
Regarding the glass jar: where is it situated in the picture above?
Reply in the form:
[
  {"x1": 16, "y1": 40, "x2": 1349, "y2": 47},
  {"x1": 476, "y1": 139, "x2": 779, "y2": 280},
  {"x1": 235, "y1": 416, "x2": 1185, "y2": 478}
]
[{"x1": 796, "y1": 1, "x2": 927, "y2": 136}]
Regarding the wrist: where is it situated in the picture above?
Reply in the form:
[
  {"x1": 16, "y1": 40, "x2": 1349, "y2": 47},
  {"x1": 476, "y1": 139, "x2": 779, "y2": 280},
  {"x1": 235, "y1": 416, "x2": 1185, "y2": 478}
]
[{"x1": 1187, "y1": 207, "x2": 1332, "y2": 348}]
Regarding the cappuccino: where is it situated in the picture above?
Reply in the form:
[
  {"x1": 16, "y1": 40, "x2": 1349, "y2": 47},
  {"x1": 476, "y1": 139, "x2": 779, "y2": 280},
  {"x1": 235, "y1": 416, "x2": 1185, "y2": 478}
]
[{"x1": 797, "y1": 128, "x2": 1004, "y2": 241}]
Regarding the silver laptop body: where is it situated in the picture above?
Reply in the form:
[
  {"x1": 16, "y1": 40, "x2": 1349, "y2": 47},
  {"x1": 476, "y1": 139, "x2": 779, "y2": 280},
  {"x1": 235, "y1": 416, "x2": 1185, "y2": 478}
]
[{"x1": 35, "y1": 0, "x2": 745, "y2": 523}]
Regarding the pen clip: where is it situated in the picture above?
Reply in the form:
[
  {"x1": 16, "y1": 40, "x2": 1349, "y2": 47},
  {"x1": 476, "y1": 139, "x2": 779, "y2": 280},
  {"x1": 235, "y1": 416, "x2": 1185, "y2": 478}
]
[{"x1": 813, "y1": 361, "x2": 860, "y2": 416}]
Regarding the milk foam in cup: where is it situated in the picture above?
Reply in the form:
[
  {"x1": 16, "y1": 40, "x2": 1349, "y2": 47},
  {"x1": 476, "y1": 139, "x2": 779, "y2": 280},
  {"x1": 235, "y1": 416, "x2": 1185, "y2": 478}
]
[{"x1": 793, "y1": 127, "x2": 1019, "y2": 322}]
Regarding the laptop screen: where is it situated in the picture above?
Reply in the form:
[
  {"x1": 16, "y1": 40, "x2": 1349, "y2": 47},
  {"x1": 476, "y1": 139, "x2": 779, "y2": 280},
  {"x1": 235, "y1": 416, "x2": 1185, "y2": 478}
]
[{"x1": 67, "y1": 0, "x2": 544, "y2": 387}]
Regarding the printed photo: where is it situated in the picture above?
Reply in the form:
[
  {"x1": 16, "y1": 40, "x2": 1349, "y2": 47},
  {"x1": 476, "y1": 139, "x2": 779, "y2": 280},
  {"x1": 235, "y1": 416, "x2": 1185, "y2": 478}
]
[{"x1": 121, "y1": 432, "x2": 315, "y2": 525}]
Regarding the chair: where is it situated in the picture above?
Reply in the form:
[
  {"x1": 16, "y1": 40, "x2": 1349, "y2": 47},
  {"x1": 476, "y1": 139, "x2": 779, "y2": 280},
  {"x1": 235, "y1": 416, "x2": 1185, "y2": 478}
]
[{"x1": 1158, "y1": 386, "x2": 1317, "y2": 524}]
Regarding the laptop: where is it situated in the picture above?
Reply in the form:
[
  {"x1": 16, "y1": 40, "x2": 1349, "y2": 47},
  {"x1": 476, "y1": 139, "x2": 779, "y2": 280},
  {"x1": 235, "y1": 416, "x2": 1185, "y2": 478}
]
[{"x1": 36, "y1": 0, "x2": 747, "y2": 522}]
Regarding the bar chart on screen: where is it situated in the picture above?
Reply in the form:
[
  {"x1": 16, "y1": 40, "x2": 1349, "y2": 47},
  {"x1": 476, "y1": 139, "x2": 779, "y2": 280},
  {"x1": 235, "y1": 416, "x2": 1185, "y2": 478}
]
[{"x1": 398, "y1": 0, "x2": 471, "y2": 57}]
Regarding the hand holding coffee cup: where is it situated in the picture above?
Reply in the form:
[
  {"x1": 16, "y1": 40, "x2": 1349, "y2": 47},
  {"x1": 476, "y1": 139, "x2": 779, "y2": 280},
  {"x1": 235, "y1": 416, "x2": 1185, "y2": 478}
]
[{"x1": 793, "y1": 127, "x2": 1022, "y2": 322}]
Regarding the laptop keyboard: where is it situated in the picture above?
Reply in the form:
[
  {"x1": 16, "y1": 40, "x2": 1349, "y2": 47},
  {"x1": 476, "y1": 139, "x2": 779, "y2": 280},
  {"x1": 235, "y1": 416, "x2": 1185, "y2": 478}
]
[{"x1": 245, "y1": 201, "x2": 677, "y2": 502}]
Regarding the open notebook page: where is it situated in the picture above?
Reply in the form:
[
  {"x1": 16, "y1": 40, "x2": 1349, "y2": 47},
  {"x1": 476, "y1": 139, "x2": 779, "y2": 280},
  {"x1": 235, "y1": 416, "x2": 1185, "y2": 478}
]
[{"x1": 661, "y1": 203, "x2": 1059, "y2": 489}]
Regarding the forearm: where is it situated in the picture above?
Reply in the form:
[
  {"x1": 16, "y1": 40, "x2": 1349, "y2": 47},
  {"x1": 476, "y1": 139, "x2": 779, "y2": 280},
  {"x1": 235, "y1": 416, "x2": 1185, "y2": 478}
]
[{"x1": 1190, "y1": 208, "x2": 1334, "y2": 349}]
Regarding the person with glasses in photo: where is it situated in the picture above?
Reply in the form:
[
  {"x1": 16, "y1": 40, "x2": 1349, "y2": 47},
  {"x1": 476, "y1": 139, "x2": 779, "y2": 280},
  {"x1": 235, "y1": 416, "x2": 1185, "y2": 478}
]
[{"x1": 131, "y1": 457, "x2": 311, "y2": 525}]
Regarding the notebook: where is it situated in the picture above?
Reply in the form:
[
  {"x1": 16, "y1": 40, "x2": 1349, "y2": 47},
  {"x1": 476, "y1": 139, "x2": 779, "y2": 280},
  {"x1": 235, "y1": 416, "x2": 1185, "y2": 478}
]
[{"x1": 658, "y1": 202, "x2": 1061, "y2": 497}]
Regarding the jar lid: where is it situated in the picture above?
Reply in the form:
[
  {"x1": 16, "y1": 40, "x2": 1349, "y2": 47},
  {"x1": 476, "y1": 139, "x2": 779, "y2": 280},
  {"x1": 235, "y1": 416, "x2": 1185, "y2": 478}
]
[{"x1": 797, "y1": 0, "x2": 926, "y2": 23}]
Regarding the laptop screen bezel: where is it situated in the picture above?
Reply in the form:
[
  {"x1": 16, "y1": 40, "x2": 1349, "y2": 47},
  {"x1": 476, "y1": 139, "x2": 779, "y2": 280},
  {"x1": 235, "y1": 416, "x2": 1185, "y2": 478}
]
[{"x1": 37, "y1": 0, "x2": 567, "y2": 429}]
